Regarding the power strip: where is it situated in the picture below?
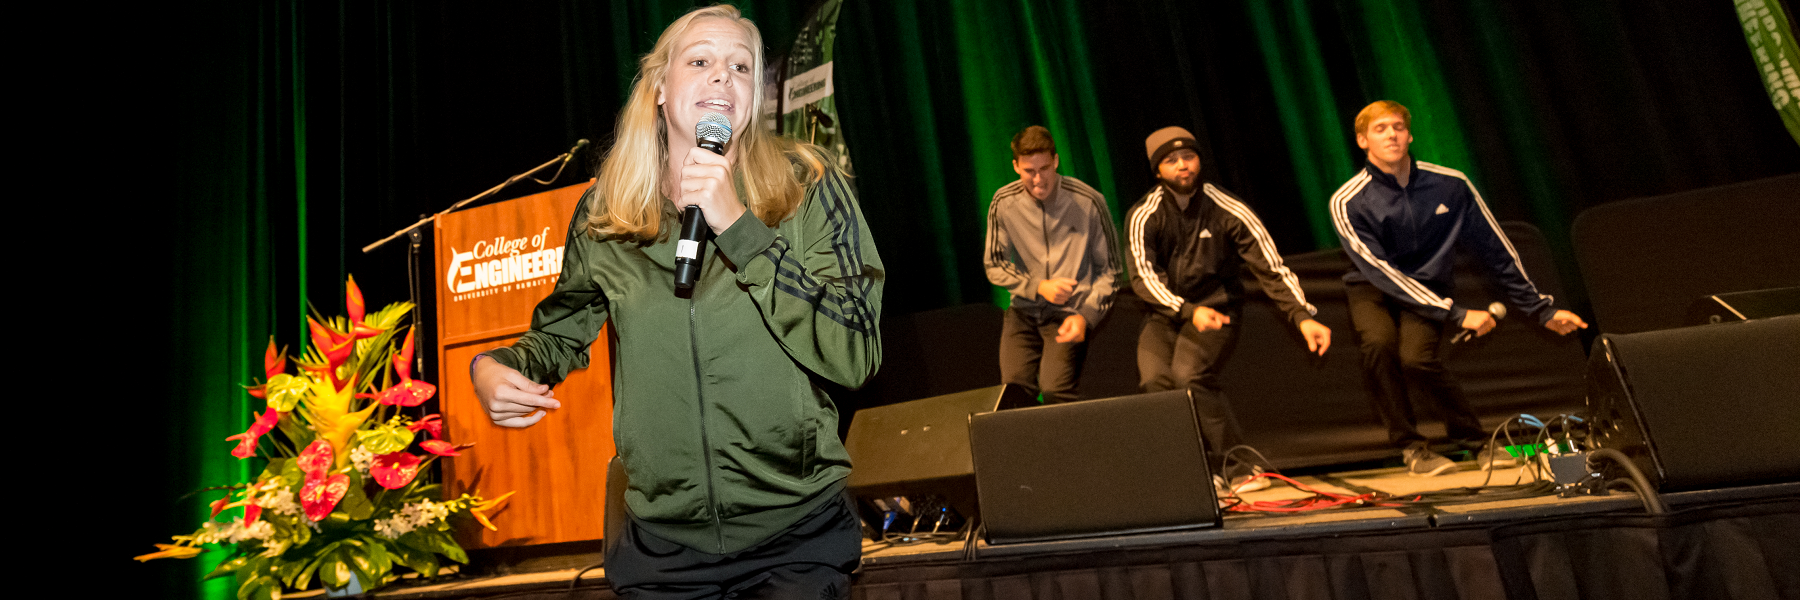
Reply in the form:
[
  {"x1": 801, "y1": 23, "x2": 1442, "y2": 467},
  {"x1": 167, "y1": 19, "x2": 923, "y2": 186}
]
[{"x1": 1541, "y1": 451, "x2": 1604, "y2": 496}]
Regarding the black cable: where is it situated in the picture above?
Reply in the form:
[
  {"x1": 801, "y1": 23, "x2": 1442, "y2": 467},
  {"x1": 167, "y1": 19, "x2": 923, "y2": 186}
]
[
  {"x1": 1384, "y1": 481, "x2": 1559, "y2": 507},
  {"x1": 1474, "y1": 414, "x2": 1527, "y2": 489},
  {"x1": 567, "y1": 559, "x2": 604, "y2": 591},
  {"x1": 1222, "y1": 445, "x2": 1276, "y2": 468},
  {"x1": 962, "y1": 521, "x2": 982, "y2": 562},
  {"x1": 1606, "y1": 478, "x2": 1664, "y2": 515},
  {"x1": 1588, "y1": 448, "x2": 1667, "y2": 514},
  {"x1": 1217, "y1": 444, "x2": 1281, "y2": 498}
]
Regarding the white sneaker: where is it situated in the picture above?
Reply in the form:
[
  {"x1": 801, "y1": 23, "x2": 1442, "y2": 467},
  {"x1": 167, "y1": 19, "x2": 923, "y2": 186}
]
[{"x1": 1230, "y1": 466, "x2": 1272, "y2": 493}]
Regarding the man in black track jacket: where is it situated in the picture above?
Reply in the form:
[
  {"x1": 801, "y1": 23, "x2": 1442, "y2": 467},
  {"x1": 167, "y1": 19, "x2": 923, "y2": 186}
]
[{"x1": 1127, "y1": 126, "x2": 1332, "y2": 494}]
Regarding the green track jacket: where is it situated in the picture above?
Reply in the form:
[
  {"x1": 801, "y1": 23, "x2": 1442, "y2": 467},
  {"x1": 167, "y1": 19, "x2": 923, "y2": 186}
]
[{"x1": 486, "y1": 169, "x2": 883, "y2": 554}]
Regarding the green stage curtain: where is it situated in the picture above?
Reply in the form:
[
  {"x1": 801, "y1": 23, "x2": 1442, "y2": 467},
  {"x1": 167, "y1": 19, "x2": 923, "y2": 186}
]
[{"x1": 127, "y1": 2, "x2": 1799, "y2": 597}]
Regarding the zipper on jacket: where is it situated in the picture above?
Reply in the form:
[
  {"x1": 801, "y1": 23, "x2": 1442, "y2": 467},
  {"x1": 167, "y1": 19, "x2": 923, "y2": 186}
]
[
  {"x1": 1040, "y1": 201, "x2": 1052, "y2": 282},
  {"x1": 689, "y1": 297, "x2": 725, "y2": 552}
]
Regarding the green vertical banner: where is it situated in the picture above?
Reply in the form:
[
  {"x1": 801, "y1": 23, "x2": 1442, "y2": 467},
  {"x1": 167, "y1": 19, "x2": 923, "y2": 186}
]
[
  {"x1": 783, "y1": 0, "x2": 851, "y2": 172},
  {"x1": 1737, "y1": 0, "x2": 1800, "y2": 146}
]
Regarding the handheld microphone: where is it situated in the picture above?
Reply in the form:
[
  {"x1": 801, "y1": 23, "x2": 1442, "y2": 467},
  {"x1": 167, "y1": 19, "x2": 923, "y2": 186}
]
[
  {"x1": 1453, "y1": 302, "x2": 1507, "y2": 343},
  {"x1": 675, "y1": 113, "x2": 732, "y2": 290}
]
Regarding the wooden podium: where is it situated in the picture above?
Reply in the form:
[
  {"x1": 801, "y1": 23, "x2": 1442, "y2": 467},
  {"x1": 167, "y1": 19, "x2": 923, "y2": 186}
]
[{"x1": 433, "y1": 182, "x2": 613, "y2": 548}]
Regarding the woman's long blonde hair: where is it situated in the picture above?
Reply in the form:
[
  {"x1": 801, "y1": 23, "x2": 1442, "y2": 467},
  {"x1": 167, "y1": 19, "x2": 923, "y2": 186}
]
[{"x1": 588, "y1": 4, "x2": 830, "y2": 241}]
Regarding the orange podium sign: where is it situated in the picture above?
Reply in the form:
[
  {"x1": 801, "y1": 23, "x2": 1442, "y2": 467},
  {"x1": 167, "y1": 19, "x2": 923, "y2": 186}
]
[{"x1": 433, "y1": 182, "x2": 613, "y2": 548}]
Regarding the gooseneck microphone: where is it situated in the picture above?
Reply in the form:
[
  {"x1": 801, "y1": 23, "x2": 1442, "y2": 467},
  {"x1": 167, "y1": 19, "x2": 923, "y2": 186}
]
[
  {"x1": 562, "y1": 139, "x2": 590, "y2": 165},
  {"x1": 1452, "y1": 302, "x2": 1507, "y2": 343},
  {"x1": 674, "y1": 112, "x2": 733, "y2": 290}
]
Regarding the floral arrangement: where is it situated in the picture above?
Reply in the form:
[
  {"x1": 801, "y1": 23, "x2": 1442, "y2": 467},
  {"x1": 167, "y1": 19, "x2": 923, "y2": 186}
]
[{"x1": 136, "y1": 276, "x2": 510, "y2": 598}]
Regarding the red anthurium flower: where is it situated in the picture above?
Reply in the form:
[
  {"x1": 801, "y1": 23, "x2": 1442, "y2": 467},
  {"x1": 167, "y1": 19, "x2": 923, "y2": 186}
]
[
  {"x1": 408, "y1": 415, "x2": 443, "y2": 440},
  {"x1": 370, "y1": 452, "x2": 423, "y2": 489},
  {"x1": 210, "y1": 495, "x2": 232, "y2": 518},
  {"x1": 307, "y1": 317, "x2": 355, "y2": 370},
  {"x1": 419, "y1": 439, "x2": 472, "y2": 457},
  {"x1": 226, "y1": 407, "x2": 284, "y2": 459},
  {"x1": 378, "y1": 380, "x2": 437, "y2": 407},
  {"x1": 378, "y1": 329, "x2": 437, "y2": 406},
  {"x1": 244, "y1": 503, "x2": 263, "y2": 524},
  {"x1": 297, "y1": 439, "x2": 335, "y2": 476},
  {"x1": 300, "y1": 472, "x2": 350, "y2": 521}
]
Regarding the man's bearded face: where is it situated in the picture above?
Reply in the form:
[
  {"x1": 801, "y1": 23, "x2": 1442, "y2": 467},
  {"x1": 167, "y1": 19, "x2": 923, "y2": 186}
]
[{"x1": 1157, "y1": 149, "x2": 1201, "y2": 194}]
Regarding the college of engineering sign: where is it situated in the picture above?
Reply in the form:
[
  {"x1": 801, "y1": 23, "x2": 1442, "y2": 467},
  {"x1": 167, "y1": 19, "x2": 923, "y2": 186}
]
[
  {"x1": 432, "y1": 181, "x2": 590, "y2": 343},
  {"x1": 444, "y1": 227, "x2": 565, "y2": 302}
]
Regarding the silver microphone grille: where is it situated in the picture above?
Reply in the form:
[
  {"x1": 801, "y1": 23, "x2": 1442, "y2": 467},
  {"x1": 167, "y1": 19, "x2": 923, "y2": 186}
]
[
  {"x1": 696, "y1": 112, "x2": 733, "y2": 145},
  {"x1": 1488, "y1": 302, "x2": 1508, "y2": 320}
]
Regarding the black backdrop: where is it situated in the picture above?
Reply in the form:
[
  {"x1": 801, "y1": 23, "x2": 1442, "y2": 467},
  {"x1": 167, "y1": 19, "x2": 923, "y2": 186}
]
[{"x1": 90, "y1": 1, "x2": 1799, "y2": 597}]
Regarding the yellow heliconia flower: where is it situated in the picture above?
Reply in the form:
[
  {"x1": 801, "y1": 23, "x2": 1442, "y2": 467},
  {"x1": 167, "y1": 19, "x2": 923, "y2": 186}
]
[
  {"x1": 469, "y1": 491, "x2": 516, "y2": 531},
  {"x1": 133, "y1": 543, "x2": 203, "y2": 562},
  {"x1": 305, "y1": 374, "x2": 376, "y2": 468}
]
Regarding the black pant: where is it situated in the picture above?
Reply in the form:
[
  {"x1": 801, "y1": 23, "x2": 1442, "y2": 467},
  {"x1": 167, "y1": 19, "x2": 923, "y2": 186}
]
[
  {"x1": 603, "y1": 492, "x2": 861, "y2": 600},
  {"x1": 1136, "y1": 310, "x2": 1245, "y2": 476},
  {"x1": 1345, "y1": 280, "x2": 1485, "y2": 449},
  {"x1": 999, "y1": 307, "x2": 1088, "y2": 404}
]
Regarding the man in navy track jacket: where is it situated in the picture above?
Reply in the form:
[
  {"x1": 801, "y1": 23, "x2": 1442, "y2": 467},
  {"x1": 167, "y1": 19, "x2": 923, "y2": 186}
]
[{"x1": 1331, "y1": 101, "x2": 1587, "y2": 477}]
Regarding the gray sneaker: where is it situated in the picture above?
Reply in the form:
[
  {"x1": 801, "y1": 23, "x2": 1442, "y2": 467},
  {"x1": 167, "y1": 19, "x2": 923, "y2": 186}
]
[
  {"x1": 1476, "y1": 443, "x2": 1519, "y2": 470},
  {"x1": 1405, "y1": 446, "x2": 1457, "y2": 477}
]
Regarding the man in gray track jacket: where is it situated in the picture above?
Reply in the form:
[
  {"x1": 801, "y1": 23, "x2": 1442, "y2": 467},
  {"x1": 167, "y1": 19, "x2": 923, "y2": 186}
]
[{"x1": 984, "y1": 125, "x2": 1123, "y2": 403}]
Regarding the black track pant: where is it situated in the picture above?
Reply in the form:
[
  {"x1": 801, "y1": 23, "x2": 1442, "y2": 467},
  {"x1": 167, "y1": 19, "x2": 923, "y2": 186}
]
[
  {"x1": 1345, "y1": 280, "x2": 1485, "y2": 449},
  {"x1": 603, "y1": 492, "x2": 861, "y2": 600},
  {"x1": 1000, "y1": 307, "x2": 1088, "y2": 404},
  {"x1": 1136, "y1": 310, "x2": 1245, "y2": 477}
]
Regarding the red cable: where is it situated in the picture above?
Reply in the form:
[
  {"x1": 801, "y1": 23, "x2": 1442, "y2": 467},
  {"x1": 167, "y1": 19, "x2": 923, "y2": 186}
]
[{"x1": 1222, "y1": 473, "x2": 1404, "y2": 513}]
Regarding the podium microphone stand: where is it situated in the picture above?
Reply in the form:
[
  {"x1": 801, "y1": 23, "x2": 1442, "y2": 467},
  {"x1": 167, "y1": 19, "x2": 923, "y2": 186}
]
[{"x1": 361, "y1": 140, "x2": 589, "y2": 375}]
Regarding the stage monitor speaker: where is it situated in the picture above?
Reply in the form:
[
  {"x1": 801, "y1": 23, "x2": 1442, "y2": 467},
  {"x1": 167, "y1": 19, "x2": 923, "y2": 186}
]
[
  {"x1": 970, "y1": 390, "x2": 1221, "y2": 545},
  {"x1": 843, "y1": 384, "x2": 1036, "y2": 528},
  {"x1": 1685, "y1": 286, "x2": 1800, "y2": 326},
  {"x1": 1585, "y1": 315, "x2": 1800, "y2": 491}
]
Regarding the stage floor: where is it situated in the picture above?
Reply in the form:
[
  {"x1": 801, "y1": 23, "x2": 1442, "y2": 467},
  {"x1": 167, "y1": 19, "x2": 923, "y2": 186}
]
[
  {"x1": 307, "y1": 458, "x2": 1800, "y2": 599},
  {"x1": 859, "y1": 461, "x2": 1627, "y2": 565}
]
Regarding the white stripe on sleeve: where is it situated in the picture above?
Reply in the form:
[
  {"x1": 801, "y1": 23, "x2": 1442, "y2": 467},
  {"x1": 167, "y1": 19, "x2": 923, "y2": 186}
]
[
  {"x1": 1329, "y1": 172, "x2": 1454, "y2": 310},
  {"x1": 1128, "y1": 189, "x2": 1186, "y2": 311}
]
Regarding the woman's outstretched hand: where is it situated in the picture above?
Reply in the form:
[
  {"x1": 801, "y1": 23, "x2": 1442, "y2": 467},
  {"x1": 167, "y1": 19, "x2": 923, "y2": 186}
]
[{"x1": 473, "y1": 356, "x2": 560, "y2": 428}]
